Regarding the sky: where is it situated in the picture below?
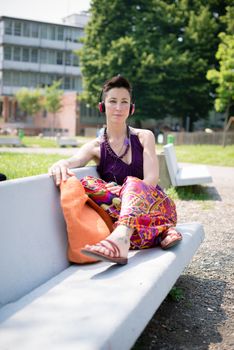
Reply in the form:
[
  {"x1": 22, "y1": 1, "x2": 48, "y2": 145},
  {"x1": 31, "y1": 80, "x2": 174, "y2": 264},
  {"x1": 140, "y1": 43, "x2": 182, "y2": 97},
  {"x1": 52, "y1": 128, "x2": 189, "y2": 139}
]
[{"x1": 0, "y1": 0, "x2": 91, "y2": 24}]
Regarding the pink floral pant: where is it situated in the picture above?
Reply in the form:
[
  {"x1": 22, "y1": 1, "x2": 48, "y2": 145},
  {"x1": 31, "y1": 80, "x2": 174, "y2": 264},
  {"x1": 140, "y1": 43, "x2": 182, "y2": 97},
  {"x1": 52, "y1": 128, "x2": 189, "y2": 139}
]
[{"x1": 81, "y1": 176, "x2": 177, "y2": 249}]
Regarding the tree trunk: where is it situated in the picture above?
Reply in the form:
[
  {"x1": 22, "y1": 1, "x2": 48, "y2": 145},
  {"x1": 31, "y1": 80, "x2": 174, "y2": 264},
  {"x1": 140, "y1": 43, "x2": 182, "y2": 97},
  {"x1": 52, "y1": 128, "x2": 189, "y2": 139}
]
[
  {"x1": 222, "y1": 104, "x2": 230, "y2": 148},
  {"x1": 51, "y1": 113, "x2": 56, "y2": 137}
]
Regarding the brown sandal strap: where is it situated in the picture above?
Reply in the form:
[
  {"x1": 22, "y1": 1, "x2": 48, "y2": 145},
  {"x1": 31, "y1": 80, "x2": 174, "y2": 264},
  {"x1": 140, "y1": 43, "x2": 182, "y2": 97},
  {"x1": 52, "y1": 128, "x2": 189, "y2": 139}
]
[{"x1": 99, "y1": 239, "x2": 120, "y2": 257}]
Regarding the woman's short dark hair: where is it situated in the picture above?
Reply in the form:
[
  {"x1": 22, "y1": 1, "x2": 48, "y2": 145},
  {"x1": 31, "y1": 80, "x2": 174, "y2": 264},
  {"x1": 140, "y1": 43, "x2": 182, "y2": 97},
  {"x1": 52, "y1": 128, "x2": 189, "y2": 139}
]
[{"x1": 102, "y1": 75, "x2": 132, "y2": 100}]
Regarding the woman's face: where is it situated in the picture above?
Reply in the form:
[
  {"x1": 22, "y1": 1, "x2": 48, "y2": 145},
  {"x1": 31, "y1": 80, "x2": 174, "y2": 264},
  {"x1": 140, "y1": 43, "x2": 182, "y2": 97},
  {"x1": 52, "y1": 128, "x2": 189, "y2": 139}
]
[{"x1": 104, "y1": 88, "x2": 131, "y2": 124}]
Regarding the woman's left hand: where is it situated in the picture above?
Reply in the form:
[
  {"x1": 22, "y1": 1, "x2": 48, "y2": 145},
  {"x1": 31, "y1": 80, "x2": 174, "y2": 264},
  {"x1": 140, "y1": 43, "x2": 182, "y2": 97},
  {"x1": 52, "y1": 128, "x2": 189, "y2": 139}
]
[{"x1": 105, "y1": 182, "x2": 122, "y2": 196}]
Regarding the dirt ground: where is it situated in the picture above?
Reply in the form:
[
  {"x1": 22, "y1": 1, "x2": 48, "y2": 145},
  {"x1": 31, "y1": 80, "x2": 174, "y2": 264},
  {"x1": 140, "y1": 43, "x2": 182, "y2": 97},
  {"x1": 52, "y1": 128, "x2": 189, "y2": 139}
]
[{"x1": 133, "y1": 165, "x2": 234, "y2": 350}]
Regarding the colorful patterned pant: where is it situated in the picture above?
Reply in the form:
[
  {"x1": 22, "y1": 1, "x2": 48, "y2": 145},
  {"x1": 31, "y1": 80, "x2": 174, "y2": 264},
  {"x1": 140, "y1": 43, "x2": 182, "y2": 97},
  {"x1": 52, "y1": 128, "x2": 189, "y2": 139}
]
[{"x1": 80, "y1": 176, "x2": 177, "y2": 249}]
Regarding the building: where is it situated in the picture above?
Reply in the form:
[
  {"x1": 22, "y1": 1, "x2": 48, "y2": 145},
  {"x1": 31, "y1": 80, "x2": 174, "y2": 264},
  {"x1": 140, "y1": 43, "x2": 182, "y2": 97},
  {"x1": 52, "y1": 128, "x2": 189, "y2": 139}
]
[{"x1": 0, "y1": 13, "x2": 101, "y2": 136}]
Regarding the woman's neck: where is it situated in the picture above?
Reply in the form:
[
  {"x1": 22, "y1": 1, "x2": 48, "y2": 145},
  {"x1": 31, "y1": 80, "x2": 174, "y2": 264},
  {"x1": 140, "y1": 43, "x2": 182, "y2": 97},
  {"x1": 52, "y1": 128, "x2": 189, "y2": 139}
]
[{"x1": 106, "y1": 124, "x2": 128, "y2": 140}]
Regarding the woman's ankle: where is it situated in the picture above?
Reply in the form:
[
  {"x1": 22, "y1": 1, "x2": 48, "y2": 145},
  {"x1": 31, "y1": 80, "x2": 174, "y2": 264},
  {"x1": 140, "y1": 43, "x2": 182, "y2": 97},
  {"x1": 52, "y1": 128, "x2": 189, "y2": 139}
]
[{"x1": 108, "y1": 225, "x2": 133, "y2": 255}]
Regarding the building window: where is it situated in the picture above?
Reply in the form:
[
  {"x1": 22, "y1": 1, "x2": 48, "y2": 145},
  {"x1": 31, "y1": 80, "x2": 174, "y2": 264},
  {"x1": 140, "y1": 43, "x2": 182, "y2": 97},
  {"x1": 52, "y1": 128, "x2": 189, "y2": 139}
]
[
  {"x1": 21, "y1": 72, "x2": 28, "y2": 86},
  {"x1": 14, "y1": 21, "x2": 22, "y2": 36},
  {"x1": 38, "y1": 74, "x2": 45, "y2": 87},
  {"x1": 76, "y1": 28, "x2": 84, "y2": 41},
  {"x1": 72, "y1": 29, "x2": 79, "y2": 42},
  {"x1": 23, "y1": 22, "x2": 30, "y2": 37},
  {"x1": 75, "y1": 77, "x2": 82, "y2": 91},
  {"x1": 12, "y1": 72, "x2": 20, "y2": 86},
  {"x1": 47, "y1": 26, "x2": 56, "y2": 40},
  {"x1": 65, "y1": 52, "x2": 72, "y2": 66},
  {"x1": 40, "y1": 50, "x2": 47, "y2": 63},
  {"x1": 57, "y1": 26, "x2": 64, "y2": 41},
  {"x1": 13, "y1": 47, "x2": 21, "y2": 61},
  {"x1": 64, "y1": 28, "x2": 72, "y2": 41},
  {"x1": 71, "y1": 77, "x2": 75, "y2": 90},
  {"x1": 5, "y1": 20, "x2": 12, "y2": 35},
  {"x1": 64, "y1": 77, "x2": 71, "y2": 89},
  {"x1": 4, "y1": 46, "x2": 12, "y2": 60},
  {"x1": 31, "y1": 49, "x2": 38, "y2": 63},
  {"x1": 41, "y1": 25, "x2": 47, "y2": 39},
  {"x1": 22, "y1": 48, "x2": 29, "y2": 62},
  {"x1": 4, "y1": 71, "x2": 11, "y2": 85},
  {"x1": 47, "y1": 51, "x2": 55, "y2": 64},
  {"x1": 31, "y1": 23, "x2": 39, "y2": 38},
  {"x1": 29, "y1": 73, "x2": 37, "y2": 86},
  {"x1": 73, "y1": 54, "x2": 79, "y2": 66},
  {"x1": 56, "y1": 51, "x2": 63, "y2": 65}
]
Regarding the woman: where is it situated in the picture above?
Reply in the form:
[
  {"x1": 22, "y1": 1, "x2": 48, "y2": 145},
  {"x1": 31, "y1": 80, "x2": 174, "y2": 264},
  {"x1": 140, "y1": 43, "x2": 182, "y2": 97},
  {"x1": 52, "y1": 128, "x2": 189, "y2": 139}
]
[{"x1": 49, "y1": 75, "x2": 182, "y2": 265}]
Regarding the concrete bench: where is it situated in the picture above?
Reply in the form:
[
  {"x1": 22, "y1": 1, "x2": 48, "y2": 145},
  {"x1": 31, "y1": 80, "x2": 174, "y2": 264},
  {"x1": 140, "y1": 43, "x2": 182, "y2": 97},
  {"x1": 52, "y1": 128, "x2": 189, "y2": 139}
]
[
  {"x1": 57, "y1": 137, "x2": 78, "y2": 147},
  {"x1": 0, "y1": 137, "x2": 22, "y2": 147},
  {"x1": 163, "y1": 144, "x2": 213, "y2": 187},
  {"x1": 0, "y1": 167, "x2": 205, "y2": 350}
]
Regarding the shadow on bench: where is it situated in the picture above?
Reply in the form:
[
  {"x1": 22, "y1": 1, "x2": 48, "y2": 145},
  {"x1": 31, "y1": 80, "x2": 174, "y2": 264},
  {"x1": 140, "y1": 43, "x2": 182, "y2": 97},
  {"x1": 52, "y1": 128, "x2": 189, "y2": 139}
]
[{"x1": 0, "y1": 167, "x2": 205, "y2": 350}]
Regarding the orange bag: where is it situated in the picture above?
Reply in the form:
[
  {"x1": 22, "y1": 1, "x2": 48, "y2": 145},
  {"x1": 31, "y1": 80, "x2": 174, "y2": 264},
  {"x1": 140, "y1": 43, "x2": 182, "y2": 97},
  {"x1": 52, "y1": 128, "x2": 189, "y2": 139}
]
[{"x1": 60, "y1": 176, "x2": 113, "y2": 264}]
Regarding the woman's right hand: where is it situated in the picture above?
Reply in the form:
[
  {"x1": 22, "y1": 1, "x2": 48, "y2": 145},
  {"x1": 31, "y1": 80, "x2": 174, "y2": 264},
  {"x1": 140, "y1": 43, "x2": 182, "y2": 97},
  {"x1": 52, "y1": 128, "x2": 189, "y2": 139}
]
[
  {"x1": 105, "y1": 182, "x2": 122, "y2": 196},
  {"x1": 48, "y1": 159, "x2": 74, "y2": 186}
]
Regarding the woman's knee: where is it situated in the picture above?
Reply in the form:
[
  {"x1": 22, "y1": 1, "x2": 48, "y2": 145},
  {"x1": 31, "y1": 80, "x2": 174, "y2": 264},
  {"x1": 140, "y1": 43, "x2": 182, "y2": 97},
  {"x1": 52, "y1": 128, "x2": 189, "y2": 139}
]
[{"x1": 121, "y1": 176, "x2": 146, "y2": 196}]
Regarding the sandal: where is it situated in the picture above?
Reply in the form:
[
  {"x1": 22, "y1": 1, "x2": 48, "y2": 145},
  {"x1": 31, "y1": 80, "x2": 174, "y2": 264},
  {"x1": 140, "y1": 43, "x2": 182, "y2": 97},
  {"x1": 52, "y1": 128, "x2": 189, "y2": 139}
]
[
  {"x1": 81, "y1": 239, "x2": 128, "y2": 265},
  {"x1": 160, "y1": 228, "x2": 182, "y2": 250}
]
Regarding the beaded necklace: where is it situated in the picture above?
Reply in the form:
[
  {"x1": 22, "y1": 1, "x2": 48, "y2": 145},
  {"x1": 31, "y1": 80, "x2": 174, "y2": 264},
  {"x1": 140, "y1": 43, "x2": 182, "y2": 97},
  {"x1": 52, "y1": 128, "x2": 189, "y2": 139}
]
[{"x1": 103, "y1": 126, "x2": 130, "y2": 160}]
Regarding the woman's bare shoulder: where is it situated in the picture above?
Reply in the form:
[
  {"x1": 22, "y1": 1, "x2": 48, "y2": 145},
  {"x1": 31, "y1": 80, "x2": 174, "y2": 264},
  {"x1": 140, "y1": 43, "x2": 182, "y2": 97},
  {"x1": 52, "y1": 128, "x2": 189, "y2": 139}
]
[
  {"x1": 130, "y1": 127, "x2": 154, "y2": 139},
  {"x1": 84, "y1": 137, "x2": 101, "y2": 148}
]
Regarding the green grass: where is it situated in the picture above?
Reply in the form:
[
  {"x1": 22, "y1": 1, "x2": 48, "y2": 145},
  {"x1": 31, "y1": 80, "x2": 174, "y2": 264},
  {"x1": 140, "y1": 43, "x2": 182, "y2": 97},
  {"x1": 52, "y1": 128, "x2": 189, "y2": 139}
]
[
  {"x1": 166, "y1": 185, "x2": 212, "y2": 201},
  {"x1": 0, "y1": 153, "x2": 67, "y2": 179},
  {"x1": 0, "y1": 142, "x2": 233, "y2": 182},
  {"x1": 156, "y1": 144, "x2": 234, "y2": 166},
  {"x1": 22, "y1": 136, "x2": 58, "y2": 148},
  {"x1": 173, "y1": 145, "x2": 234, "y2": 167},
  {"x1": 2, "y1": 137, "x2": 233, "y2": 166},
  {"x1": 21, "y1": 136, "x2": 92, "y2": 148}
]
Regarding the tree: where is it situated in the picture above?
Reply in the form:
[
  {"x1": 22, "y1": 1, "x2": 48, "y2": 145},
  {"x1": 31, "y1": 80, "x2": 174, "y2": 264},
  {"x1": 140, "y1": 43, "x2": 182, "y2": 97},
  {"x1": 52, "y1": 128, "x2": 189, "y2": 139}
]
[
  {"x1": 16, "y1": 88, "x2": 43, "y2": 119},
  {"x1": 207, "y1": 6, "x2": 234, "y2": 116},
  {"x1": 44, "y1": 80, "x2": 63, "y2": 136},
  {"x1": 78, "y1": 0, "x2": 231, "y2": 130},
  {"x1": 207, "y1": 5, "x2": 234, "y2": 145}
]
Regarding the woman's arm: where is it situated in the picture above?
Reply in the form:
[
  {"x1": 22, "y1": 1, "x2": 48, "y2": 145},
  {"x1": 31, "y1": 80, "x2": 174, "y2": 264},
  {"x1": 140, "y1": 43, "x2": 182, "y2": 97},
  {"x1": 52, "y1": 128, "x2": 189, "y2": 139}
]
[
  {"x1": 49, "y1": 138, "x2": 100, "y2": 185},
  {"x1": 138, "y1": 129, "x2": 159, "y2": 186}
]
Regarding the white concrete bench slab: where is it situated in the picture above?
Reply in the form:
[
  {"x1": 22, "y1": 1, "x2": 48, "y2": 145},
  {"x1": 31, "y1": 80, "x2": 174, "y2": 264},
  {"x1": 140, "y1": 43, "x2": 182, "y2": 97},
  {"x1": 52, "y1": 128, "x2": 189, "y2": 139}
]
[
  {"x1": 0, "y1": 137, "x2": 22, "y2": 147},
  {"x1": 0, "y1": 167, "x2": 205, "y2": 350},
  {"x1": 57, "y1": 137, "x2": 78, "y2": 147},
  {"x1": 163, "y1": 144, "x2": 213, "y2": 186}
]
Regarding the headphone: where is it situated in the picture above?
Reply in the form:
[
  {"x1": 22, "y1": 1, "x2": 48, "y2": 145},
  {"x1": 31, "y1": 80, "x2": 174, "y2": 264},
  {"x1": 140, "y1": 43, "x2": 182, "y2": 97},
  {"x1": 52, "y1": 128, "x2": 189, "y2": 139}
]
[{"x1": 98, "y1": 91, "x2": 135, "y2": 116}]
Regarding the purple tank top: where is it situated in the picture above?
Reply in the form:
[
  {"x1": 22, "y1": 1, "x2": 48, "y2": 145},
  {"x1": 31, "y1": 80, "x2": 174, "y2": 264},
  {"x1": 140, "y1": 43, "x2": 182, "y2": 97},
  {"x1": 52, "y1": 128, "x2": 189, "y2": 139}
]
[{"x1": 97, "y1": 133, "x2": 144, "y2": 185}]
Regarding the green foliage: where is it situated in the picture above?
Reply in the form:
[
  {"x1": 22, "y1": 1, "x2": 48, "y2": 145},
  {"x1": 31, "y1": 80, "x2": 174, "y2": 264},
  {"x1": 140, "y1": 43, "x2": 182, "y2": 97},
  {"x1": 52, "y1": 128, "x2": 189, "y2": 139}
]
[
  {"x1": 78, "y1": 0, "x2": 230, "y2": 129},
  {"x1": 207, "y1": 6, "x2": 234, "y2": 114},
  {"x1": 169, "y1": 287, "x2": 184, "y2": 302},
  {"x1": 44, "y1": 80, "x2": 64, "y2": 135},
  {"x1": 44, "y1": 80, "x2": 63, "y2": 114},
  {"x1": 16, "y1": 88, "x2": 43, "y2": 117}
]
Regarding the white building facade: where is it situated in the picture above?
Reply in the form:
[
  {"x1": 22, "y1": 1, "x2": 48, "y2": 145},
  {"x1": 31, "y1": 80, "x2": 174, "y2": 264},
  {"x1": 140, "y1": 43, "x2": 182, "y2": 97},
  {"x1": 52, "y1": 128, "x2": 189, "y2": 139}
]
[
  {"x1": 0, "y1": 13, "x2": 101, "y2": 135},
  {"x1": 0, "y1": 15, "x2": 85, "y2": 96}
]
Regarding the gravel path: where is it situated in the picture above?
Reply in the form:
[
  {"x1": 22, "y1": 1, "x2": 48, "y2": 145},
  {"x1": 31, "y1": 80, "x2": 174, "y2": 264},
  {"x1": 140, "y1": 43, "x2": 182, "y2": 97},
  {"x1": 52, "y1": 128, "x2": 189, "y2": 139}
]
[{"x1": 133, "y1": 165, "x2": 234, "y2": 350}]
